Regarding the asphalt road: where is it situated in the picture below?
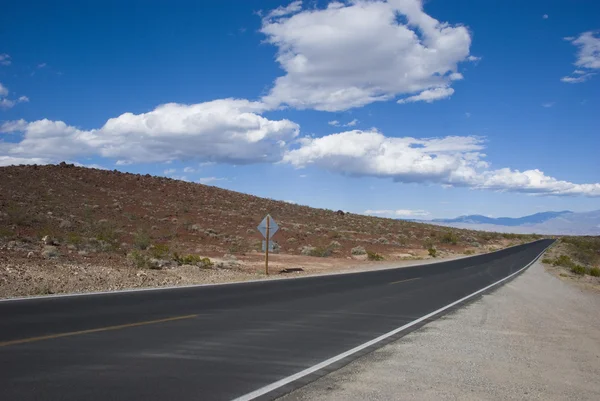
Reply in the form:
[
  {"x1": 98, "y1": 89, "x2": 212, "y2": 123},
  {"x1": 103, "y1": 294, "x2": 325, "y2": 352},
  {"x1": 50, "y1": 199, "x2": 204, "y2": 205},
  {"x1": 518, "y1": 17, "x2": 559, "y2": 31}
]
[{"x1": 0, "y1": 239, "x2": 553, "y2": 401}]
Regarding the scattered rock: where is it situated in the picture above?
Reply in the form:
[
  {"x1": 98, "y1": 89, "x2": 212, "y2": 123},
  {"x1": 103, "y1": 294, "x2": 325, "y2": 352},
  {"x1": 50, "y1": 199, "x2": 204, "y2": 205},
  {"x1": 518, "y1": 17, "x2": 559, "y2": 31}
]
[
  {"x1": 351, "y1": 246, "x2": 367, "y2": 255},
  {"x1": 336, "y1": 210, "x2": 345, "y2": 216},
  {"x1": 59, "y1": 220, "x2": 72, "y2": 229},
  {"x1": 280, "y1": 267, "x2": 304, "y2": 274},
  {"x1": 41, "y1": 246, "x2": 59, "y2": 258}
]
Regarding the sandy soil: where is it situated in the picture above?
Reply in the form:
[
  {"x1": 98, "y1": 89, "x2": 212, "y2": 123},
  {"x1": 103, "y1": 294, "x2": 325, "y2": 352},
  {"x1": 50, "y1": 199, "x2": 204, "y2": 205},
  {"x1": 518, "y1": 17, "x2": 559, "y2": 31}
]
[{"x1": 281, "y1": 259, "x2": 600, "y2": 401}]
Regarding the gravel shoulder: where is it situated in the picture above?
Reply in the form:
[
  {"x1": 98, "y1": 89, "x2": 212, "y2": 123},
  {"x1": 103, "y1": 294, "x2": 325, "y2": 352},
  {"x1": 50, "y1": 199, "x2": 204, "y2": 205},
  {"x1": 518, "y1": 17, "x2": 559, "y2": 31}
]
[{"x1": 281, "y1": 259, "x2": 600, "y2": 401}]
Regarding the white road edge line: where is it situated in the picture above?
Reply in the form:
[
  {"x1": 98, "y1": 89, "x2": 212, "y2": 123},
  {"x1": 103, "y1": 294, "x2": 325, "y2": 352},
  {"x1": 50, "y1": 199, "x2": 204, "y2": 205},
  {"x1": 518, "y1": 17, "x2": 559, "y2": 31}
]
[
  {"x1": 231, "y1": 242, "x2": 553, "y2": 401},
  {"x1": 0, "y1": 240, "x2": 546, "y2": 303}
]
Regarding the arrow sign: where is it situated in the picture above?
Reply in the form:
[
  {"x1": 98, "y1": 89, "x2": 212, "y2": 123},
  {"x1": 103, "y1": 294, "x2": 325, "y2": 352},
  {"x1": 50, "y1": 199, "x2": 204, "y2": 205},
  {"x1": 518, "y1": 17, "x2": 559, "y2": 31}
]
[{"x1": 257, "y1": 214, "x2": 279, "y2": 239}]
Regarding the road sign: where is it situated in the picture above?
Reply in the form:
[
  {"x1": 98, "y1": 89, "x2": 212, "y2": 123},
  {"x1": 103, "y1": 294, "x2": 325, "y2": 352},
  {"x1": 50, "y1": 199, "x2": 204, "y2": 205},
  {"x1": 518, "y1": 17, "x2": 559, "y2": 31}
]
[
  {"x1": 257, "y1": 215, "x2": 279, "y2": 239},
  {"x1": 262, "y1": 240, "x2": 275, "y2": 252}
]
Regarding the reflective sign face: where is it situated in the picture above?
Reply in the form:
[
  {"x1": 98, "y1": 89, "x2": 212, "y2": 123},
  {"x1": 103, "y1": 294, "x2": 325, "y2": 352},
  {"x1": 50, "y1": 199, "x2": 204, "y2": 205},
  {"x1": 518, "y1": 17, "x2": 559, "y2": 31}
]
[{"x1": 257, "y1": 214, "x2": 279, "y2": 239}]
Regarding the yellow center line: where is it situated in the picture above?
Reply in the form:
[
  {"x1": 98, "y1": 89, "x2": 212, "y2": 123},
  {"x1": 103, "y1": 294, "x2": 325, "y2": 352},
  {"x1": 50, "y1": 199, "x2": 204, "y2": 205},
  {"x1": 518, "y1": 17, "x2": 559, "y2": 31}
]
[
  {"x1": 0, "y1": 314, "x2": 198, "y2": 347},
  {"x1": 389, "y1": 277, "x2": 421, "y2": 285}
]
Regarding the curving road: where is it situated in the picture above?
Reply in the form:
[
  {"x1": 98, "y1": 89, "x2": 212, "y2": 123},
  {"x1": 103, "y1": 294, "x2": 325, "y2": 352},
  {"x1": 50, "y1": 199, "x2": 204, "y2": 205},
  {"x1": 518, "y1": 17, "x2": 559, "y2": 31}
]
[{"x1": 0, "y1": 239, "x2": 553, "y2": 401}]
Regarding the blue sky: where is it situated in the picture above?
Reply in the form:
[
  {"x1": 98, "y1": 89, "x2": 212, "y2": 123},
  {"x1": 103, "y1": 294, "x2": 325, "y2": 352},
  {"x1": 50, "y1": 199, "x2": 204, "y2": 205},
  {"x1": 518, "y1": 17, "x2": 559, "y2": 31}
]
[{"x1": 1, "y1": 0, "x2": 599, "y2": 219}]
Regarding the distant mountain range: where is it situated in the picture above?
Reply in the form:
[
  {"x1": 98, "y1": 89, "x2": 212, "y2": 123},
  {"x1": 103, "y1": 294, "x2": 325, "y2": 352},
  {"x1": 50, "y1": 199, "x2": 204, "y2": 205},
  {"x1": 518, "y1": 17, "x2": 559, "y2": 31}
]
[{"x1": 421, "y1": 210, "x2": 600, "y2": 236}]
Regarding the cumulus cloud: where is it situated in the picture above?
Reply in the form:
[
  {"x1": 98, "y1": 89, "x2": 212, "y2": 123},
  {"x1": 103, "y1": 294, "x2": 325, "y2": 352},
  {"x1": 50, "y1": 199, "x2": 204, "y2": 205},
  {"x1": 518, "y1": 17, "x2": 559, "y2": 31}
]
[
  {"x1": 0, "y1": 98, "x2": 299, "y2": 165},
  {"x1": 260, "y1": 0, "x2": 473, "y2": 111},
  {"x1": 542, "y1": 14, "x2": 548, "y2": 19},
  {"x1": 397, "y1": 86, "x2": 454, "y2": 104},
  {"x1": 328, "y1": 120, "x2": 340, "y2": 126},
  {"x1": 345, "y1": 119, "x2": 358, "y2": 127},
  {"x1": 0, "y1": 83, "x2": 29, "y2": 110},
  {"x1": 183, "y1": 166, "x2": 196, "y2": 173},
  {"x1": 561, "y1": 31, "x2": 600, "y2": 83},
  {"x1": 364, "y1": 209, "x2": 430, "y2": 217},
  {"x1": 0, "y1": 54, "x2": 10, "y2": 66},
  {"x1": 282, "y1": 130, "x2": 600, "y2": 197}
]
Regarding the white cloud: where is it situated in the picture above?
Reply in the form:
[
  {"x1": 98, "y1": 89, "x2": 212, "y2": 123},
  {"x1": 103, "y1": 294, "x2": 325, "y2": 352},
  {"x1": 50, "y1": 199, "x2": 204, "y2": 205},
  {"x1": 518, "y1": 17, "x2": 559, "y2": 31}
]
[
  {"x1": 562, "y1": 31, "x2": 600, "y2": 83},
  {"x1": 364, "y1": 209, "x2": 430, "y2": 217},
  {"x1": 115, "y1": 160, "x2": 132, "y2": 166},
  {"x1": 328, "y1": 120, "x2": 340, "y2": 126},
  {"x1": 561, "y1": 74, "x2": 595, "y2": 83},
  {"x1": 37, "y1": 63, "x2": 47, "y2": 69},
  {"x1": 467, "y1": 55, "x2": 481, "y2": 62},
  {"x1": 542, "y1": 102, "x2": 555, "y2": 108},
  {"x1": 0, "y1": 83, "x2": 29, "y2": 110},
  {"x1": 264, "y1": 1, "x2": 303, "y2": 20},
  {"x1": 0, "y1": 156, "x2": 51, "y2": 166},
  {"x1": 198, "y1": 177, "x2": 226, "y2": 184},
  {"x1": 260, "y1": 0, "x2": 473, "y2": 111},
  {"x1": 0, "y1": 98, "x2": 299, "y2": 164},
  {"x1": 164, "y1": 168, "x2": 176, "y2": 175},
  {"x1": 542, "y1": 14, "x2": 548, "y2": 19},
  {"x1": 283, "y1": 129, "x2": 600, "y2": 197},
  {"x1": 345, "y1": 119, "x2": 358, "y2": 127},
  {"x1": 0, "y1": 54, "x2": 10, "y2": 66},
  {"x1": 397, "y1": 86, "x2": 454, "y2": 104},
  {"x1": 183, "y1": 166, "x2": 196, "y2": 173}
]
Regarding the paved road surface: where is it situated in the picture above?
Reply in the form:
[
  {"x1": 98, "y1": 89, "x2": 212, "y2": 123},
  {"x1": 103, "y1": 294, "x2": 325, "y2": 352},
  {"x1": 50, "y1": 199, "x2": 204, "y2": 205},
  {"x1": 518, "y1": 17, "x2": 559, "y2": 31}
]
[{"x1": 0, "y1": 239, "x2": 552, "y2": 401}]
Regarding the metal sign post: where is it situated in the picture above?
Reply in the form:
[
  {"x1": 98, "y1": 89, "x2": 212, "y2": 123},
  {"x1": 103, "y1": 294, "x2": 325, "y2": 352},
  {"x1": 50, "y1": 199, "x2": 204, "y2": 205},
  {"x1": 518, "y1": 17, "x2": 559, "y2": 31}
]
[
  {"x1": 265, "y1": 216, "x2": 270, "y2": 275},
  {"x1": 257, "y1": 214, "x2": 279, "y2": 276}
]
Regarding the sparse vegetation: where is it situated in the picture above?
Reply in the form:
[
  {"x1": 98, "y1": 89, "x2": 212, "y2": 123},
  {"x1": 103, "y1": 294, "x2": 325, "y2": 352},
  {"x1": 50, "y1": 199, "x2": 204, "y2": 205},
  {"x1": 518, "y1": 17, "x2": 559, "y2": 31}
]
[
  {"x1": 589, "y1": 267, "x2": 600, "y2": 277},
  {"x1": 351, "y1": 246, "x2": 367, "y2": 255},
  {"x1": 150, "y1": 244, "x2": 170, "y2": 259},
  {"x1": 367, "y1": 250, "x2": 384, "y2": 261},
  {"x1": 441, "y1": 231, "x2": 459, "y2": 245},
  {"x1": 133, "y1": 230, "x2": 151, "y2": 250},
  {"x1": 570, "y1": 265, "x2": 587, "y2": 275},
  {"x1": 428, "y1": 247, "x2": 438, "y2": 258}
]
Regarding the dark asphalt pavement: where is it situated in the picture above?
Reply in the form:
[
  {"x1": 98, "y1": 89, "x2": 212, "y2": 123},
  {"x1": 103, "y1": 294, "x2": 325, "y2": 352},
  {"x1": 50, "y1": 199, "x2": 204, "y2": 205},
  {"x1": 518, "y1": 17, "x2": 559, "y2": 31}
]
[{"x1": 0, "y1": 239, "x2": 553, "y2": 401}]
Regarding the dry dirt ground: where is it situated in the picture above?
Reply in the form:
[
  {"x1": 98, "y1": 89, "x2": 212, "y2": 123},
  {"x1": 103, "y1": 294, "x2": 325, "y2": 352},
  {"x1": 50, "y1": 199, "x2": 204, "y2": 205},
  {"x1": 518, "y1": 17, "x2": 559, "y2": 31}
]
[
  {"x1": 281, "y1": 258, "x2": 600, "y2": 401},
  {"x1": 1, "y1": 163, "x2": 532, "y2": 299},
  {"x1": 0, "y1": 248, "x2": 476, "y2": 299}
]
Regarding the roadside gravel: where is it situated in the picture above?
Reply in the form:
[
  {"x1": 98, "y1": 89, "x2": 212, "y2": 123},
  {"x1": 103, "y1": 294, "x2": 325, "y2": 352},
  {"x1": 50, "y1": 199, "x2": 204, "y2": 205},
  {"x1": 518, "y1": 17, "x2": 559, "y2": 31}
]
[{"x1": 281, "y1": 259, "x2": 600, "y2": 401}]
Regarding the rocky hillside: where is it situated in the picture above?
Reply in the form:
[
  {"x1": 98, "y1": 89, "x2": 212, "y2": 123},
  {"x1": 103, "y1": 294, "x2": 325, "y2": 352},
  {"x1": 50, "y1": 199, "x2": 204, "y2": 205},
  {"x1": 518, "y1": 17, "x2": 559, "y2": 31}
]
[{"x1": 0, "y1": 164, "x2": 544, "y2": 297}]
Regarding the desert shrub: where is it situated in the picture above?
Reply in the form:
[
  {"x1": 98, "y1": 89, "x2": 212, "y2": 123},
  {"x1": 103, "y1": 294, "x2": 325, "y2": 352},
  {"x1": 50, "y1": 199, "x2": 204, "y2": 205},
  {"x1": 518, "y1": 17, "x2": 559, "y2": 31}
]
[
  {"x1": 150, "y1": 243, "x2": 170, "y2": 259},
  {"x1": 66, "y1": 232, "x2": 83, "y2": 246},
  {"x1": 589, "y1": 267, "x2": 600, "y2": 277},
  {"x1": 134, "y1": 230, "x2": 151, "y2": 250},
  {"x1": 329, "y1": 240, "x2": 341, "y2": 248},
  {"x1": 553, "y1": 255, "x2": 575, "y2": 268},
  {"x1": 428, "y1": 247, "x2": 438, "y2": 258},
  {"x1": 173, "y1": 253, "x2": 213, "y2": 268},
  {"x1": 128, "y1": 250, "x2": 147, "y2": 268},
  {"x1": 464, "y1": 249, "x2": 475, "y2": 255},
  {"x1": 441, "y1": 231, "x2": 459, "y2": 245},
  {"x1": 351, "y1": 246, "x2": 367, "y2": 255},
  {"x1": 541, "y1": 257, "x2": 553, "y2": 264},
  {"x1": 367, "y1": 251, "x2": 384, "y2": 261},
  {"x1": 570, "y1": 265, "x2": 587, "y2": 275},
  {"x1": 302, "y1": 246, "x2": 332, "y2": 257},
  {"x1": 94, "y1": 222, "x2": 119, "y2": 244}
]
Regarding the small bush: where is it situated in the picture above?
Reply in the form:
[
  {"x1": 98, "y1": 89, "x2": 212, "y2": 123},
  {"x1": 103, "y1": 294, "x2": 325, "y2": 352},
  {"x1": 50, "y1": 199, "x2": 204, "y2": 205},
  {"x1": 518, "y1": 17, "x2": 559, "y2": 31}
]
[
  {"x1": 66, "y1": 232, "x2": 83, "y2": 246},
  {"x1": 173, "y1": 253, "x2": 213, "y2": 268},
  {"x1": 367, "y1": 251, "x2": 384, "y2": 261},
  {"x1": 441, "y1": 231, "x2": 458, "y2": 245},
  {"x1": 589, "y1": 267, "x2": 600, "y2": 277},
  {"x1": 128, "y1": 250, "x2": 147, "y2": 268},
  {"x1": 351, "y1": 246, "x2": 367, "y2": 255},
  {"x1": 134, "y1": 230, "x2": 151, "y2": 250},
  {"x1": 428, "y1": 247, "x2": 438, "y2": 258},
  {"x1": 304, "y1": 246, "x2": 332, "y2": 257},
  {"x1": 541, "y1": 258, "x2": 553, "y2": 264},
  {"x1": 94, "y1": 222, "x2": 119, "y2": 245},
  {"x1": 464, "y1": 249, "x2": 475, "y2": 255},
  {"x1": 553, "y1": 255, "x2": 575, "y2": 268},
  {"x1": 150, "y1": 243, "x2": 170, "y2": 259},
  {"x1": 570, "y1": 265, "x2": 587, "y2": 275}
]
